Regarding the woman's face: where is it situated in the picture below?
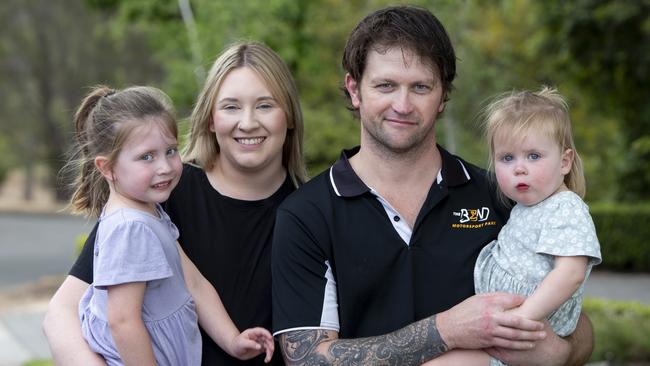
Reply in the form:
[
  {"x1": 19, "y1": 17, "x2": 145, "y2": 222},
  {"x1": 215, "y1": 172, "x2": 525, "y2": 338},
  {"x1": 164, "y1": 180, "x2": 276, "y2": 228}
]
[{"x1": 211, "y1": 67, "x2": 287, "y2": 175}]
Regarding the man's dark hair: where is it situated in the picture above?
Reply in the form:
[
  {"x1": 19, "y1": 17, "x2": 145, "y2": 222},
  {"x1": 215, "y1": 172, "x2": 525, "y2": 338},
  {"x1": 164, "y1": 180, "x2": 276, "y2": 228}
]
[{"x1": 342, "y1": 5, "x2": 457, "y2": 112}]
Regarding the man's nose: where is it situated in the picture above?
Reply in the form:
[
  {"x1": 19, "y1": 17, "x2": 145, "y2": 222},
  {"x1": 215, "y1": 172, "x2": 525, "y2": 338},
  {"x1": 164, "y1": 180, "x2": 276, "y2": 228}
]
[{"x1": 392, "y1": 89, "x2": 414, "y2": 115}]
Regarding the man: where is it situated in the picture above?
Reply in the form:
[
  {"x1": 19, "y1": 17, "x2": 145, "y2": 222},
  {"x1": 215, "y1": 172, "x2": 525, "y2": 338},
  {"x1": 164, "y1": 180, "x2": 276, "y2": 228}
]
[{"x1": 271, "y1": 5, "x2": 592, "y2": 365}]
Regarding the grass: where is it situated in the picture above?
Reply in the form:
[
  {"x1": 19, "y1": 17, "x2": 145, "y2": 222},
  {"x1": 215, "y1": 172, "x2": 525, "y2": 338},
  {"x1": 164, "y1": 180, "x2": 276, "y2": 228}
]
[{"x1": 23, "y1": 360, "x2": 52, "y2": 366}]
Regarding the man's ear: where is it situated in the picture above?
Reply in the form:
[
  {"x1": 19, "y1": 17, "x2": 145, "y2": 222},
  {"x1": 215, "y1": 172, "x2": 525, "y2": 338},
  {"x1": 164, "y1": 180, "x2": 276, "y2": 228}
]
[
  {"x1": 344, "y1": 73, "x2": 361, "y2": 109},
  {"x1": 94, "y1": 156, "x2": 114, "y2": 181},
  {"x1": 561, "y1": 148, "x2": 574, "y2": 175},
  {"x1": 438, "y1": 93, "x2": 446, "y2": 113}
]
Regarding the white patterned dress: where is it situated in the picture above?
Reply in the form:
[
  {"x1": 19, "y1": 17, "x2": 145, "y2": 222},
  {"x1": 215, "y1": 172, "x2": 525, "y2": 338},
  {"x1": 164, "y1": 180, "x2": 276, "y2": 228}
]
[{"x1": 474, "y1": 191, "x2": 601, "y2": 366}]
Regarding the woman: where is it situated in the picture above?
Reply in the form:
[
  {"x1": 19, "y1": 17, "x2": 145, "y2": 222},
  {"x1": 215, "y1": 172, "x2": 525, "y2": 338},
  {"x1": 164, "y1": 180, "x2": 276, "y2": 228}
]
[{"x1": 43, "y1": 41, "x2": 307, "y2": 365}]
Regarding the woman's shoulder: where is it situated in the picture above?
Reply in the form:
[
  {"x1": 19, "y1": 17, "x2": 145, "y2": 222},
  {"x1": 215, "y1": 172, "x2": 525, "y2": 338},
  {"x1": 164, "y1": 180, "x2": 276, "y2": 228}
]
[
  {"x1": 174, "y1": 163, "x2": 207, "y2": 190},
  {"x1": 181, "y1": 162, "x2": 204, "y2": 178}
]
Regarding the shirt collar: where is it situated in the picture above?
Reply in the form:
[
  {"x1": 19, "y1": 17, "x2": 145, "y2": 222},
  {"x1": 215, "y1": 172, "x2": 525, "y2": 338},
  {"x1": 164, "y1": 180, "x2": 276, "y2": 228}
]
[{"x1": 329, "y1": 145, "x2": 472, "y2": 197}]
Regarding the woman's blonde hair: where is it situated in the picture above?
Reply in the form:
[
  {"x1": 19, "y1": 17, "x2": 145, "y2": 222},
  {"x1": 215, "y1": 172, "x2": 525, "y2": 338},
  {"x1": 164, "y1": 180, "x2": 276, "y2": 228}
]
[
  {"x1": 183, "y1": 41, "x2": 307, "y2": 186},
  {"x1": 483, "y1": 86, "x2": 585, "y2": 203},
  {"x1": 64, "y1": 85, "x2": 177, "y2": 217}
]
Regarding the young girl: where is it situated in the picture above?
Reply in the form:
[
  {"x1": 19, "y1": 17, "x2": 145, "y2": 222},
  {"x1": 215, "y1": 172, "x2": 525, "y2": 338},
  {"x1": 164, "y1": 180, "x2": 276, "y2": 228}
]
[
  {"x1": 425, "y1": 87, "x2": 601, "y2": 365},
  {"x1": 67, "y1": 85, "x2": 274, "y2": 365}
]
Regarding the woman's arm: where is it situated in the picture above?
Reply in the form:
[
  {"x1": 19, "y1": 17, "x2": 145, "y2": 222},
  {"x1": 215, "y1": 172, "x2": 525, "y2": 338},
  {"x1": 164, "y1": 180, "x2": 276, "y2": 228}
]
[
  {"x1": 107, "y1": 282, "x2": 156, "y2": 365},
  {"x1": 42, "y1": 275, "x2": 107, "y2": 366},
  {"x1": 510, "y1": 256, "x2": 588, "y2": 321},
  {"x1": 177, "y1": 243, "x2": 273, "y2": 362}
]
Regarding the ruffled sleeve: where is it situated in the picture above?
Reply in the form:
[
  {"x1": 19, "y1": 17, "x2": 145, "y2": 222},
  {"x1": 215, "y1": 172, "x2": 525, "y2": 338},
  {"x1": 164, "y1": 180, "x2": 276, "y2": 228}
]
[
  {"x1": 536, "y1": 193, "x2": 602, "y2": 266},
  {"x1": 94, "y1": 220, "x2": 173, "y2": 288}
]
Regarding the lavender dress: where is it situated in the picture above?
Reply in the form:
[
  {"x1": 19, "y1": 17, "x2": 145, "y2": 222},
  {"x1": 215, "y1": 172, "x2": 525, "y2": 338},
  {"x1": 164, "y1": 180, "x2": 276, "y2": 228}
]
[{"x1": 79, "y1": 205, "x2": 201, "y2": 366}]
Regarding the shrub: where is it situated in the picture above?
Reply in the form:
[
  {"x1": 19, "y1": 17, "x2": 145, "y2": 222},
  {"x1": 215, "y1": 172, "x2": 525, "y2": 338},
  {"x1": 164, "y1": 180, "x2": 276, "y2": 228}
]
[
  {"x1": 584, "y1": 298, "x2": 650, "y2": 362},
  {"x1": 590, "y1": 203, "x2": 650, "y2": 271}
]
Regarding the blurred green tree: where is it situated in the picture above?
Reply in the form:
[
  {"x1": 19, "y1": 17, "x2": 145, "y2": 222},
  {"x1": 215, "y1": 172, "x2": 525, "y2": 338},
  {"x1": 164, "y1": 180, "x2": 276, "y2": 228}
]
[
  {"x1": 541, "y1": 0, "x2": 650, "y2": 201},
  {"x1": 0, "y1": 0, "x2": 163, "y2": 200},
  {"x1": 2, "y1": 0, "x2": 645, "y2": 203}
]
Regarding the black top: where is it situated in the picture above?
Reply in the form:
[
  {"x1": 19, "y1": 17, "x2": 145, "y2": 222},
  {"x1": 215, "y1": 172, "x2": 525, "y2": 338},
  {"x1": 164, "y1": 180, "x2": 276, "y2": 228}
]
[
  {"x1": 71, "y1": 164, "x2": 292, "y2": 365},
  {"x1": 272, "y1": 146, "x2": 510, "y2": 338}
]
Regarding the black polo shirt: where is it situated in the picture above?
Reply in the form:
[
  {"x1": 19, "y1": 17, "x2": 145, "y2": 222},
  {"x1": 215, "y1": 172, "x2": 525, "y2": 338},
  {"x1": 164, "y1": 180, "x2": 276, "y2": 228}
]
[{"x1": 272, "y1": 145, "x2": 510, "y2": 338}]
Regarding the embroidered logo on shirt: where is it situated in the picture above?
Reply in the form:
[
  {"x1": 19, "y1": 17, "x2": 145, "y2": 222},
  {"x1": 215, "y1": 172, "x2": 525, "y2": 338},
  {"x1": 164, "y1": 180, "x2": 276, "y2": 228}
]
[{"x1": 452, "y1": 207, "x2": 497, "y2": 229}]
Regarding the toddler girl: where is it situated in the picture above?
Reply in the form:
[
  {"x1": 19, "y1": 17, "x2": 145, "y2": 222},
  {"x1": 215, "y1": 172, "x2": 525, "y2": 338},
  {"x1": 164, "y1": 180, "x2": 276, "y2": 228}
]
[
  {"x1": 425, "y1": 87, "x2": 601, "y2": 365},
  {"x1": 66, "y1": 85, "x2": 274, "y2": 365}
]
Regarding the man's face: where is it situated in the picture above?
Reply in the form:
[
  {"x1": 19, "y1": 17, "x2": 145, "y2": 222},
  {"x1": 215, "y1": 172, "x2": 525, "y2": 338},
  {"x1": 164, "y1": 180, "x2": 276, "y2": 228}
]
[{"x1": 345, "y1": 47, "x2": 445, "y2": 155}]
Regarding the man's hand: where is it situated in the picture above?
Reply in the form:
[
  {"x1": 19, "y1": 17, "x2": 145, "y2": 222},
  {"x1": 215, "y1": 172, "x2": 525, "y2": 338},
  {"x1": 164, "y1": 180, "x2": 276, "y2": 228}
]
[
  {"x1": 436, "y1": 292, "x2": 546, "y2": 350},
  {"x1": 486, "y1": 312, "x2": 593, "y2": 366},
  {"x1": 485, "y1": 321, "x2": 568, "y2": 366}
]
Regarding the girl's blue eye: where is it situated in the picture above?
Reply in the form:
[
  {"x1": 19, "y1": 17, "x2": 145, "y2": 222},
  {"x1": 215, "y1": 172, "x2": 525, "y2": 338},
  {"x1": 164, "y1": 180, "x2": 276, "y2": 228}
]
[
  {"x1": 528, "y1": 153, "x2": 540, "y2": 160},
  {"x1": 141, "y1": 153, "x2": 154, "y2": 161},
  {"x1": 166, "y1": 148, "x2": 178, "y2": 156},
  {"x1": 502, "y1": 154, "x2": 513, "y2": 162}
]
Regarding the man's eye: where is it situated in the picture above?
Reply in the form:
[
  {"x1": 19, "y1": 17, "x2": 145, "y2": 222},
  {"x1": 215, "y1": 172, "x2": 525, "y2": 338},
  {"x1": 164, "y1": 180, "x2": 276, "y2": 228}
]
[{"x1": 414, "y1": 84, "x2": 431, "y2": 92}]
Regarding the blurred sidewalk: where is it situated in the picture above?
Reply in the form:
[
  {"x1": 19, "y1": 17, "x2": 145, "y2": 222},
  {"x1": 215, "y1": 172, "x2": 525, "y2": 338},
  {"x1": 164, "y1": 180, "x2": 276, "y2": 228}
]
[
  {"x1": 0, "y1": 278, "x2": 58, "y2": 366},
  {"x1": 0, "y1": 169, "x2": 69, "y2": 366}
]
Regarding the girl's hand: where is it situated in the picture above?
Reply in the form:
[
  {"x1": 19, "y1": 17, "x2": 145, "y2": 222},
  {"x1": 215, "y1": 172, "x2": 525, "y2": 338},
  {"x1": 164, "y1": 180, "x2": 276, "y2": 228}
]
[{"x1": 230, "y1": 327, "x2": 275, "y2": 363}]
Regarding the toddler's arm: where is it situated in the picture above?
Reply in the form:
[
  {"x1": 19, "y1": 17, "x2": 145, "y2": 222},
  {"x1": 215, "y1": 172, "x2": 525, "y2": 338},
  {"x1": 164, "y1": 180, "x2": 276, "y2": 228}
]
[
  {"x1": 107, "y1": 282, "x2": 157, "y2": 365},
  {"x1": 510, "y1": 256, "x2": 588, "y2": 321},
  {"x1": 177, "y1": 243, "x2": 274, "y2": 362}
]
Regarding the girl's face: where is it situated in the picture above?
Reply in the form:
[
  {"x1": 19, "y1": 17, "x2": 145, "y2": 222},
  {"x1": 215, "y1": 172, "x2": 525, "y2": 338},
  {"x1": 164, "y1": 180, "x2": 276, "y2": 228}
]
[
  {"x1": 108, "y1": 121, "x2": 182, "y2": 211},
  {"x1": 210, "y1": 67, "x2": 287, "y2": 176},
  {"x1": 494, "y1": 130, "x2": 573, "y2": 206}
]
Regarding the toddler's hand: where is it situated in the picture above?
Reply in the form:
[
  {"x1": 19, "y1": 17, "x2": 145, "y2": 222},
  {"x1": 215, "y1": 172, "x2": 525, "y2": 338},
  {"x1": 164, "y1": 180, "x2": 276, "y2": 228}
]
[{"x1": 231, "y1": 327, "x2": 275, "y2": 363}]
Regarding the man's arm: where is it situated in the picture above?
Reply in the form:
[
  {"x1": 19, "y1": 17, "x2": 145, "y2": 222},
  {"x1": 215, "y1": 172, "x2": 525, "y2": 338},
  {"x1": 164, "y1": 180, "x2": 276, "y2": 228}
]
[
  {"x1": 486, "y1": 312, "x2": 593, "y2": 366},
  {"x1": 279, "y1": 293, "x2": 546, "y2": 366},
  {"x1": 42, "y1": 275, "x2": 107, "y2": 366},
  {"x1": 279, "y1": 316, "x2": 446, "y2": 366}
]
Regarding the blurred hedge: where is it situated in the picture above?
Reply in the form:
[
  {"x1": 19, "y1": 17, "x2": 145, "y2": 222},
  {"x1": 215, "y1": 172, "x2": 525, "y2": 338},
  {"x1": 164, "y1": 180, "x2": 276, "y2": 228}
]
[
  {"x1": 590, "y1": 203, "x2": 650, "y2": 272},
  {"x1": 584, "y1": 298, "x2": 650, "y2": 363}
]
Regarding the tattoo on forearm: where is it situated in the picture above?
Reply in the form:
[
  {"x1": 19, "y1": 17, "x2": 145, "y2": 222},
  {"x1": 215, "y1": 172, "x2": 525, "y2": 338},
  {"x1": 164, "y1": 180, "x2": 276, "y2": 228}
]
[
  {"x1": 282, "y1": 330, "x2": 332, "y2": 365},
  {"x1": 280, "y1": 316, "x2": 448, "y2": 365}
]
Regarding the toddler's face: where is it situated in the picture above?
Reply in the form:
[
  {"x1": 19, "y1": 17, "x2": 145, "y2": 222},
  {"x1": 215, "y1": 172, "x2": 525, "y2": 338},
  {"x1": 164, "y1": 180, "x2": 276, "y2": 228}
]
[{"x1": 493, "y1": 131, "x2": 572, "y2": 206}]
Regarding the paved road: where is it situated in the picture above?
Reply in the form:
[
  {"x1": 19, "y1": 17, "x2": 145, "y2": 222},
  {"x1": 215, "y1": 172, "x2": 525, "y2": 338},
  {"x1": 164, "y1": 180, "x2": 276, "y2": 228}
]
[
  {"x1": 0, "y1": 212, "x2": 95, "y2": 289},
  {"x1": 585, "y1": 270, "x2": 650, "y2": 304}
]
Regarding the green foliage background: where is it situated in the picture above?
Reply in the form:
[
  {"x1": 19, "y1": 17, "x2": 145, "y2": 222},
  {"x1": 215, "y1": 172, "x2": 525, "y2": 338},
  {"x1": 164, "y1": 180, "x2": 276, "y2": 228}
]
[
  {"x1": 1, "y1": 0, "x2": 648, "y2": 202},
  {"x1": 591, "y1": 203, "x2": 650, "y2": 272}
]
